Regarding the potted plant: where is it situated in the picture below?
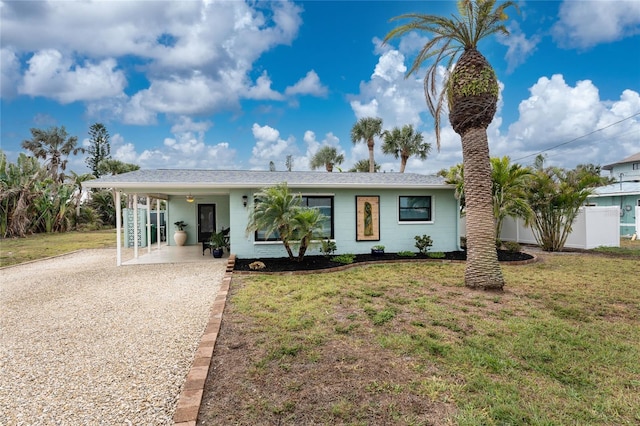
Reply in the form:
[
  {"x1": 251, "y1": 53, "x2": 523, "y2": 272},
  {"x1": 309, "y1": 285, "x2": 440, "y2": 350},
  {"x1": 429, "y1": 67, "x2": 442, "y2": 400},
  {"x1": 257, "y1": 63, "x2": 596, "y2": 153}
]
[
  {"x1": 173, "y1": 221, "x2": 188, "y2": 246},
  {"x1": 210, "y1": 230, "x2": 227, "y2": 258},
  {"x1": 371, "y1": 244, "x2": 385, "y2": 256}
]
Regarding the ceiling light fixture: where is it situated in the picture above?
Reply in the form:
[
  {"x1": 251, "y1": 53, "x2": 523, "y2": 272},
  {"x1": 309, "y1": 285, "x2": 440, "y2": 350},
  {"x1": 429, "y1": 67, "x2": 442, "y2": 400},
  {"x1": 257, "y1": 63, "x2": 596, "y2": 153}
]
[{"x1": 186, "y1": 194, "x2": 195, "y2": 203}]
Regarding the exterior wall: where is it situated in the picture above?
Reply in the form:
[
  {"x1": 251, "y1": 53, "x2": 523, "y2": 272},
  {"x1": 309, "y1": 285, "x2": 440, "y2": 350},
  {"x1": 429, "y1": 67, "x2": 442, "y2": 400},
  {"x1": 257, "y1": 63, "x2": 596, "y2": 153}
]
[
  {"x1": 167, "y1": 194, "x2": 230, "y2": 246},
  {"x1": 607, "y1": 162, "x2": 640, "y2": 181},
  {"x1": 229, "y1": 187, "x2": 459, "y2": 259},
  {"x1": 499, "y1": 206, "x2": 620, "y2": 249},
  {"x1": 589, "y1": 194, "x2": 639, "y2": 236}
]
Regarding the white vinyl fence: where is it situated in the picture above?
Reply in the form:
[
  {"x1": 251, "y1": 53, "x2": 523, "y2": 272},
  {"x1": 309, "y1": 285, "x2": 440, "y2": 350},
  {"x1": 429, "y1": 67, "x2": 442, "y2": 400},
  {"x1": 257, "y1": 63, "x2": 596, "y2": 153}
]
[{"x1": 460, "y1": 206, "x2": 621, "y2": 249}]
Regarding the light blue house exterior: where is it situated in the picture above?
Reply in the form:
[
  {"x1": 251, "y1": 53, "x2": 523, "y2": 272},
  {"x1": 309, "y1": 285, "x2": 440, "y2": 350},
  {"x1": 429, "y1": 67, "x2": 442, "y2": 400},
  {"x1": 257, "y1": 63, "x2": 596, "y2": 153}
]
[
  {"x1": 588, "y1": 152, "x2": 640, "y2": 237},
  {"x1": 85, "y1": 169, "x2": 461, "y2": 260}
]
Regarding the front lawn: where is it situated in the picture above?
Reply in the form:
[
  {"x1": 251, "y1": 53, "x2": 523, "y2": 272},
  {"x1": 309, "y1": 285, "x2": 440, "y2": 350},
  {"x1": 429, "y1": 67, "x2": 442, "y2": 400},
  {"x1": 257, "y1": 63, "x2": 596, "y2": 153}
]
[{"x1": 199, "y1": 254, "x2": 640, "y2": 425}]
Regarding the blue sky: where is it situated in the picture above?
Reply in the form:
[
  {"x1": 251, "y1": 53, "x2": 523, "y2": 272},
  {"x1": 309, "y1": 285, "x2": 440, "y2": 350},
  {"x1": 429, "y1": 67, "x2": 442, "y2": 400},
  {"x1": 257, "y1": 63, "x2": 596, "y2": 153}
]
[{"x1": 1, "y1": 0, "x2": 639, "y2": 175}]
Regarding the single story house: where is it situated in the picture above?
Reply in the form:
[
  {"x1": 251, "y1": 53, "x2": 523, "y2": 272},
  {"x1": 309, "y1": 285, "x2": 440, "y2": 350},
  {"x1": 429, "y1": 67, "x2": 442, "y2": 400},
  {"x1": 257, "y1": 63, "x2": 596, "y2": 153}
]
[
  {"x1": 588, "y1": 152, "x2": 640, "y2": 237},
  {"x1": 84, "y1": 169, "x2": 461, "y2": 265}
]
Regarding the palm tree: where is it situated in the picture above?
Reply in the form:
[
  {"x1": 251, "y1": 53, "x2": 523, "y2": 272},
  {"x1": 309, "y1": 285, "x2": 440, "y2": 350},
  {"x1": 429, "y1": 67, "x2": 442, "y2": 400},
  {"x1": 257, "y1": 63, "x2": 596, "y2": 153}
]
[
  {"x1": 310, "y1": 146, "x2": 345, "y2": 172},
  {"x1": 96, "y1": 158, "x2": 140, "y2": 176},
  {"x1": 246, "y1": 183, "x2": 302, "y2": 260},
  {"x1": 21, "y1": 126, "x2": 84, "y2": 182},
  {"x1": 382, "y1": 125, "x2": 432, "y2": 173},
  {"x1": 490, "y1": 156, "x2": 532, "y2": 238},
  {"x1": 68, "y1": 171, "x2": 95, "y2": 221},
  {"x1": 384, "y1": 0, "x2": 517, "y2": 290},
  {"x1": 349, "y1": 159, "x2": 381, "y2": 173},
  {"x1": 351, "y1": 117, "x2": 383, "y2": 173}
]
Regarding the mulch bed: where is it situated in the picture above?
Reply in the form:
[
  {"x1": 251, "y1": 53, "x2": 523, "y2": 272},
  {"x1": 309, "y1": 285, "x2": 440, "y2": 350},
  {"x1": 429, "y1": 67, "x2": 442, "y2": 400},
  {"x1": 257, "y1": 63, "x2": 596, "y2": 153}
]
[{"x1": 233, "y1": 250, "x2": 534, "y2": 273}]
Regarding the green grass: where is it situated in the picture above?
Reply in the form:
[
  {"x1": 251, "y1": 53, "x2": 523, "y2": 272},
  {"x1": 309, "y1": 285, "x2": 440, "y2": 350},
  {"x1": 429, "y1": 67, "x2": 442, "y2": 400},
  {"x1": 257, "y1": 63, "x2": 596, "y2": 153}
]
[
  {"x1": 207, "y1": 255, "x2": 640, "y2": 424},
  {"x1": 0, "y1": 229, "x2": 118, "y2": 267},
  {"x1": 592, "y1": 238, "x2": 640, "y2": 257}
]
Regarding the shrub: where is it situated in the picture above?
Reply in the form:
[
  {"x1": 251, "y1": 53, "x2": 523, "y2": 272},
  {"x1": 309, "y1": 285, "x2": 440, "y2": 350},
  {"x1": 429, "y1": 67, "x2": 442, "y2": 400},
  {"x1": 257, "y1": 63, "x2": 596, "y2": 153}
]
[
  {"x1": 428, "y1": 252, "x2": 445, "y2": 259},
  {"x1": 332, "y1": 253, "x2": 355, "y2": 264},
  {"x1": 503, "y1": 241, "x2": 521, "y2": 253},
  {"x1": 414, "y1": 235, "x2": 433, "y2": 254},
  {"x1": 398, "y1": 251, "x2": 416, "y2": 257},
  {"x1": 460, "y1": 236, "x2": 467, "y2": 249},
  {"x1": 319, "y1": 239, "x2": 337, "y2": 257},
  {"x1": 496, "y1": 238, "x2": 503, "y2": 249}
]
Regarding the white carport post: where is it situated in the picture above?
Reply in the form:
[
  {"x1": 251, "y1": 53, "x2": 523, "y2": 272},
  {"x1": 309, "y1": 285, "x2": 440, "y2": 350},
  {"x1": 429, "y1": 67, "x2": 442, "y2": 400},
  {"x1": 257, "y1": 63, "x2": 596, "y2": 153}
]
[
  {"x1": 146, "y1": 195, "x2": 152, "y2": 254},
  {"x1": 133, "y1": 193, "x2": 139, "y2": 259},
  {"x1": 115, "y1": 190, "x2": 122, "y2": 266},
  {"x1": 156, "y1": 199, "x2": 161, "y2": 250}
]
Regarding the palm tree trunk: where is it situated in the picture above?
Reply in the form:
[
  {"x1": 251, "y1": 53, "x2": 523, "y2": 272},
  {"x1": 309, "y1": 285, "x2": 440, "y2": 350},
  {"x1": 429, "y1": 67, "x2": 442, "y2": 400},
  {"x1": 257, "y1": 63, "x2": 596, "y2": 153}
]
[
  {"x1": 461, "y1": 127, "x2": 504, "y2": 290},
  {"x1": 367, "y1": 138, "x2": 375, "y2": 173},
  {"x1": 400, "y1": 154, "x2": 408, "y2": 173}
]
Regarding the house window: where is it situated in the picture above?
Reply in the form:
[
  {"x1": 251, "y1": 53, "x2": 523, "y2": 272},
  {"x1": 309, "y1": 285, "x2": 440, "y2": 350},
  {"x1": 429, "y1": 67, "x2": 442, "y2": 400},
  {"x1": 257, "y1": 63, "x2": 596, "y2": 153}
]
[
  {"x1": 255, "y1": 195, "x2": 334, "y2": 241},
  {"x1": 633, "y1": 163, "x2": 640, "y2": 170},
  {"x1": 399, "y1": 196, "x2": 432, "y2": 222}
]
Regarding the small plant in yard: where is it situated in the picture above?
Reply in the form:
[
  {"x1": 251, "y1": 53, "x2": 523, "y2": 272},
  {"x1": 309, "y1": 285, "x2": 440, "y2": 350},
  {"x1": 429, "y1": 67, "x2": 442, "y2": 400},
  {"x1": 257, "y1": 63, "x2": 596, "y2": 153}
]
[
  {"x1": 503, "y1": 241, "x2": 521, "y2": 253},
  {"x1": 398, "y1": 250, "x2": 416, "y2": 257},
  {"x1": 331, "y1": 253, "x2": 355, "y2": 264},
  {"x1": 372, "y1": 245, "x2": 385, "y2": 251},
  {"x1": 428, "y1": 251, "x2": 446, "y2": 259},
  {"x1": 319, "y1": 239, "x2": 337, "y2": 257},
  {"x1": 415, "y1": 234, "x2": 433, "y2": 254}
]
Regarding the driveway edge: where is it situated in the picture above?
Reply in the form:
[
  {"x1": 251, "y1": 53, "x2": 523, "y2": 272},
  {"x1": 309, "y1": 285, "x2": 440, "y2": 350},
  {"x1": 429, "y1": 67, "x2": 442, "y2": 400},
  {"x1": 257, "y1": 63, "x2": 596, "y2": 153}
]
[{"x1": 173, "y1": 254, "x2": 235, "y2": 425}]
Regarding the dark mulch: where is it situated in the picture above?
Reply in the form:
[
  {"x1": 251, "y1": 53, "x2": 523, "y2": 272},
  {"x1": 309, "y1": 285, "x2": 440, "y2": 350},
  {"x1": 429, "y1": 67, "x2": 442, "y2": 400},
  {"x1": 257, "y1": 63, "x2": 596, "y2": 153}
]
[{"x1": 234, "y1": 250, "x2": 534, "y2": 273}]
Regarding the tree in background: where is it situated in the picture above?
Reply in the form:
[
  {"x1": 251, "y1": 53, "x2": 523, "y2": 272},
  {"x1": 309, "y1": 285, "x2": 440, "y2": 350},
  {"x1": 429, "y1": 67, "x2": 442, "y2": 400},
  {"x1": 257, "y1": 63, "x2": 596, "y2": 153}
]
[
  {"x1": 269, "y1": 161, "x2": 276, "y2": 171},
  {"x1": 384, "y1": 0, "x2": 518, "y2": 290},
  {"x1": 21, "y1": 126, "x2": 84, "y2": 183},
  {"x1": 285, "y1": 155, "x2": 294, "y2": 172},
  {"x1": 0, "y1": 151, "x2": 45, "y2": 237},
  {"x1": 351, "y1": 117, "x2": 383, "y2": 173},
  {"x1": 96, "y1": 158, "x2": 140, "y2": 176},
  {"x1": 382, "y1": 124, "x2": 431, "y2": 173},
  {"x1": 441, "y1": 157, "x2": 532, "y2": 237},
  {"x1": 86, "y1": 123, "x2": 111, "y2": 178},
  {"x1": 525, "y1": 156, "x2": 609, "y2": 252},
  {"x1": 349, "y1": 159, "x2": 381, "y2": 173},
  {"x1": 310, "y1": 146, "x2": 345, "y2": 172}
]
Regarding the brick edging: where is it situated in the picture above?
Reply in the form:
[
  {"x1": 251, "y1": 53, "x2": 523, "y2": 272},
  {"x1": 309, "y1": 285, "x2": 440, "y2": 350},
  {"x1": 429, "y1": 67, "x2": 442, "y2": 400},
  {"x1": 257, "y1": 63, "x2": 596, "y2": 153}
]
[{"x1": 173, "y1": 254, "x2": 236, "y2": 425}]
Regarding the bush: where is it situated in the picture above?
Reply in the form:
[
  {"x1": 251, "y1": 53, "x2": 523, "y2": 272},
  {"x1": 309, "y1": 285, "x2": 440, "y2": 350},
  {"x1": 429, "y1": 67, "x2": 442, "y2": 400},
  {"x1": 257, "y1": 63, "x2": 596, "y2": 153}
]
[
  {"x1": 460, "y1": 236, "x2": 467, "y2": 250},
  {"x1": 319, "y1": 239, "x2": 337, "y2": 257},
  {"x1": 332, "y1": 253, "x2": 355, "y2": 264},
  {"x1": 503, "y1": 241, "x2": 521, "y2": 253},
  {"x1": 428, "y1": 252, "x2": 445, "y2": 259},
  {"x1": 398, "y1": 251, "x2": 416, "y2": 257},
  {"x1": 414, "y1": 235, "x2": 433, "y2": 255}
]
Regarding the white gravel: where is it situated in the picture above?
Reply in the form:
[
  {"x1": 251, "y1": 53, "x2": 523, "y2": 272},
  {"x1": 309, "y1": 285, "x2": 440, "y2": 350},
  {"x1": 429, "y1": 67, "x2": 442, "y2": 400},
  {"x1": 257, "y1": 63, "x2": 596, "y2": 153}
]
[{"x1": 0, "y1": 249, "x2": 224, "y2": 425}]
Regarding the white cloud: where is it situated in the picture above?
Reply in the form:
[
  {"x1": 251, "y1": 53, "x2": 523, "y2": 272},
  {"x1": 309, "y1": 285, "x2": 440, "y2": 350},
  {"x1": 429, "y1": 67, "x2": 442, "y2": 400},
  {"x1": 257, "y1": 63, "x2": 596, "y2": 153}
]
[
  {"x1": 19, "y1": 50, "x2": 126, "y2": 103},
  {"x1": 285, "y1": 70, "x2": 328, "y2": 97},
  {"x1": 299, "y1": 130, "x2": 343, "y2": 171},
  {"x1": 553, "y1": 0, "x2": 640, "y2": 48},
  {"x1": 245, "y1": 71, "x2": 284, "y2": 100},
  {"x1": 499, "y1": 75, "x2": 640, "y2": 168},
  {"x1": 497, "y1": 22, "x2": 541, "y2": 73},
  {"x1": 249, "y1": 123, "x2": 297, "y2": 168},
  {"x1": 2, "y1": 0, "x2": 303, "y2": 118},
  {"x1": 0, "y1": 48, "x2": 20, "y2": 98}
]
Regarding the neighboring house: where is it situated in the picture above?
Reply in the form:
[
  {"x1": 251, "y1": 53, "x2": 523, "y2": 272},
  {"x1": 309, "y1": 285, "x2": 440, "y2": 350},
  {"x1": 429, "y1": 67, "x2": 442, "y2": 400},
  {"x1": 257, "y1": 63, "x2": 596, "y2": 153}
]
[
  {"x1": 588, "y1": 152, "x2": 640, "y2": 237},
  {"x1": 84, "y1": 169, "x2": 460, "y2": 264}
]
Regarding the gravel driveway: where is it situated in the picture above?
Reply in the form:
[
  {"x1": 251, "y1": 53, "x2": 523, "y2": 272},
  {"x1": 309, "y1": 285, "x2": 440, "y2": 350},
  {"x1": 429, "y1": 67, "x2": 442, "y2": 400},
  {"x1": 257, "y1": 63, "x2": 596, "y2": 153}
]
[{"x1": 0, "y1": 249, "x2": 224, "y2": 425}]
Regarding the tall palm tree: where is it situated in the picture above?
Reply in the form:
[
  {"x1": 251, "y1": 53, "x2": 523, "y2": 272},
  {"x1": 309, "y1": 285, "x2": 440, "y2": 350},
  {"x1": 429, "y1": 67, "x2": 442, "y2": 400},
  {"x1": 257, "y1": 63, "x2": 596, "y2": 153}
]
[
  {"x1": 382, "y1": 124, "x2": 432, "y2": 173},
  {"x1": 21, "y1": 126, "x2": 84, "y2": 182},
  {"x1": 310, "y1": 146, "x2": 345, "y2": 172},
  {"x1": 351, "y1": 117, "x2": 383, "y2": 173},
  {"x1": 384, "y1": 0, "x2": 517, "y2": 290}
]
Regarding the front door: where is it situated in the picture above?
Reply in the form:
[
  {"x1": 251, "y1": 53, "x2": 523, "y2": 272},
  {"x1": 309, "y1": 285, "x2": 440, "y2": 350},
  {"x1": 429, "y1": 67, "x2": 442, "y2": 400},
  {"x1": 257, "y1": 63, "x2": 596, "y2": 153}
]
[{"x1": 198, "y1": 204, "x2": 216, "y2": 242}]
